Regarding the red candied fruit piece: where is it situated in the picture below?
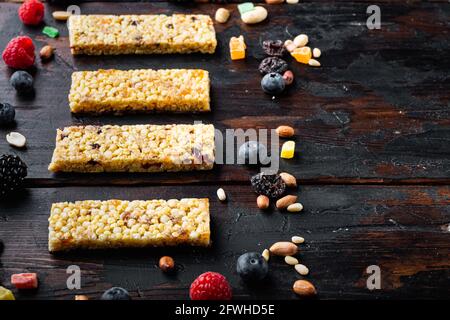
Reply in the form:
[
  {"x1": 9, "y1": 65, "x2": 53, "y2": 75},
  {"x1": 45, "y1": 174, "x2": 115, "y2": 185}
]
[{"x1": 11, "y1": 273, "x2": 38, "y2": 289}]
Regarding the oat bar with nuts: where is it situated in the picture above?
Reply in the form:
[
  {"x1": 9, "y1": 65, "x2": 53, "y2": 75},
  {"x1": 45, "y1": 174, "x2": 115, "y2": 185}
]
[
  {"x1": 48, "y1": 198, "x2": 210, "y2": 252},
  {"x1": 48, "y1": 124, "x2": 215, "y2": 172},
  {"x1": 68, "y1": 14, "x2": 217, "y2": 55},
  {"x1": 69, "y1": 69, "x2": 211, "y2": 114}
]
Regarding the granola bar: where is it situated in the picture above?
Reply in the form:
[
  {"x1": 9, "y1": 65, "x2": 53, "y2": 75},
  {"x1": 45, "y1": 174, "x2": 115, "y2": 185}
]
[
  {"x1": 68, "y1": 14, "x2": 217, "y2": 55},
  {"x1": 48, "y1": 124, "x2": 215, "y2": 172},
  {"x1": 48, "y1": 198, "x2": 210, "y2": 252},
  {"x1": 69, "y1": 69, "x2": 211, "y2": 114}
]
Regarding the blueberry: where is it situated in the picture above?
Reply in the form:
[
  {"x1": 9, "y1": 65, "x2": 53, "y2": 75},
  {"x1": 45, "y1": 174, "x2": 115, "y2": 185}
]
[
  {"x1": 238, "y1": 141, "x2": 268, "y2": 165},
  {"x1": 10, "y1": 71, "x2": 34, "y2": 94},
  {"x1": 0, "y1": 103, "x2": 15, "y2": 125},
  {"x1": 261, "y1": 73, "x2": 285, "y2": 95},
  {"x1": 101, "y1": 287, "x2": 131, "y2": 300},
  {"x1": 236, "y1": 252, "x2": 269, "y2": 282}
]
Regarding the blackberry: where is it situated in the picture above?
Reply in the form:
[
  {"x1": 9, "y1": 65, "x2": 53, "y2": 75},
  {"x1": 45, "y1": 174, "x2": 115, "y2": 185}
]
[
  {"x1": 250, "y1": 173, "x2": 286, "y2": 198},
  {"x1": 0, "y1": 155, "x2": 28, "y2": 197},
  {"x1": 0, "y1": 103, "x2": 15, "y2": 126}
]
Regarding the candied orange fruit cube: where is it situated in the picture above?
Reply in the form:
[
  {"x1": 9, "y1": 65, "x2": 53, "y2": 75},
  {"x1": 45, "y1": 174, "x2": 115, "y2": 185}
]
[
  {"x1": 291, "y1": 46, "x2": 312, "y2": 64},
  {"x1": 230, "y1": 35, "x2": 246, "y2": 60}
]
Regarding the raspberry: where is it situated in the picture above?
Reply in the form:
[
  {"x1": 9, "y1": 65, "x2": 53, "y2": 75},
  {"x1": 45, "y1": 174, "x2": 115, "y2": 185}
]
[
  {"x1": 18, "y1": 0, "x2": 45, "y2": 26},
  {"x1": 2, "y1": 36, "x2": 35, "y2": 69},
  {"x1": 189, "y1": 271, "x2": 232, "y2": 300}
]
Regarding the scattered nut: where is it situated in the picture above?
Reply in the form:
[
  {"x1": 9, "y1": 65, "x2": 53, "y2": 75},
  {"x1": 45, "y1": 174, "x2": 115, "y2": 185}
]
[
  {"x1": 287, "y1": 203, "x2": 303, "y2": 212},
  {"x1": 257, "y1": 195, "x2": 270, "y2": 209},
  {"x1": 285, "y1": 256, "x2": 299, "y2": 265},
  {"x1": 287, "y1": 0, "x2": 300, "y2": 3},
  {"x1": 313, "y1": 48, "x2": 321, "y2": 58},
  {"x1": 269, "y1": 241, "x2": 298, "y2": 256},
  {"x1": 262, "y1": 249, "x2": 270, "y2": 261},
  {"x1": 282, "y1": 70, "x2": 294, "y2": 85},
  {"x1": 159, "y1": 256, "x2": 175, "y2": 272},
  {"x1": 217, "y1": 188, "x2": 227, "y2": 201},
  {"x1": 241, "y1": 6, "x2": 268, "y2": 24},
  {"x1": 308, "y1": 59, "x2": 321, "y2": 67},
  {"x1": 265, "y1": 0, "x2": 284, "y2": 4},
  {"x1": 52, "y1": 10, "x2": 72, "y2": 21},
  {"x1": 293, "y1": 34, "x2": 308, "y2": 47},
  {"x1": 276, "y1": 125, "x2": 295, "y2": 138},
  {"x1": 40, "y1": 45, "x2": 54, "y2": 60},
  {"x1": 284, "y1": 39, "x2": 298, "y2": 52},
  {"x1": 6, "y1": 132, "x2": 26, "y2": 148},
  {"x1": 280, "y1": 172, "x2": 297, "y2": 187},
  {"x1": 295, "y1": 264, "x2": 309, "y2": 275},
  {"x1": 293, "y1": 280, "x2": 316, "y2": 297},
  {"x1": 75, "y1": 295, "x2": 89, "y2": 300},
  {"x1": 291, "y1": 236, "x2": 305, "y2": 244},
  {"x1": 276, "y1": 195, "x2": 297, "y2": 210},
  {"x1": 215, "y1": 8, "x2": 230, "y2": 23}
]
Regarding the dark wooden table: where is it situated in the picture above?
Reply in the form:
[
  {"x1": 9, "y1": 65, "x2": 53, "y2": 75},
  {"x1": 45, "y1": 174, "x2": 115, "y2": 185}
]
[{"x1": 0, "y1": 1, "x2": 449, "y2": 300}]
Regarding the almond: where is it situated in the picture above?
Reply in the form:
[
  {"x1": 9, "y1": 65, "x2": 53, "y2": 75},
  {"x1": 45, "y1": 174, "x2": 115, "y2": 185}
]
[
  {"x1": 75, "y1": 295, "x2": 89, "y2": 300},
  {"x1": 276, "y1": 195, "x2": 297, "y2": 209},
  {"x1": 257, "y1": 195, "x2": 270, "y2": 209},
  {"x1": 269, "y1": 241, "x2": 298, "y2": 256},
  {"x1": 276, "y1": 125, "x2": 295, "y2": 138},
  {"x1": 280, "y1": 172, "x2": 297, "y2": 187},
  {"x1": 293, "y1": 280, "x2": 316, "y2": 297}
]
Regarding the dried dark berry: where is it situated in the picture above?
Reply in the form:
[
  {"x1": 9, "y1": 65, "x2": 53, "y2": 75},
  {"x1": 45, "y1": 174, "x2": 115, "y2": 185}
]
[
  {"x1": 262, "y1": 40, "x2": 286, "y2": 57},
  {"x1": 258, "y1": 57, "x2": 288, "y2": 75},
  {"x1": 0, "y1": 154, "x2": 27, "y2": 197},
  {"x1": 250, "y1": 173, "x2": 286, "y2": 199}
]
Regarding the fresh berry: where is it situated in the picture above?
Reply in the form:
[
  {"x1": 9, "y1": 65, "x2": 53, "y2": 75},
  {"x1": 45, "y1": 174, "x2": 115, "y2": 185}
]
[
  {"x1": 10, "y1": 71, "x2": 34, "y2": 94},
  {"x1": 2, "y1": 36, "x2": 35, "y2": 69},
  {"x1": 236, "y1": 252, "x2": 269, "y2": 282},
  {"x1": 11, "y1": 273, "x2": 38, "y2": 289},
  {"x1": 261, "y1": 73, "x2": 286, "y2": 95},
  {"x1": 238, "y1": 141, "x2": 268, "y2": 165},
  {"x1": 251, "y1": 173, "x2": 286, "y2": 198},
  {"x1": 262, "y1": 40, "x2": 286, "y2": 57},
  {"x1": 0, "y1": 154, "x2": 27, "y2": 197},
  {"x1": 101, "y1": 287, "x2": 131, "y2": 300},
  {"x1": 0, "y1": 103, "x2": 15, "y2": 126},
  {"x1": 189, "y1": 272, "x2": 232, "y2": 300},
  {"x1": 258, "y1": 57, "x2": 288, "y2": 75},
  {"x1": 18, "y1": 0, "x2": 45, "y2": 26}
]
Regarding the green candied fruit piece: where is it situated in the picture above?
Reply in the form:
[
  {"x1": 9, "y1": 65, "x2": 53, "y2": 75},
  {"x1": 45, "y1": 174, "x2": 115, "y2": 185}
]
[
  {"x1": 0, "y1": 286, "x2": 15, "y2": 300},
  {"x1": 42, "y1": 26, "x2": 59, "y2": 38},
  {"x1": 238, "y1": 2, "x2": 255, "y2": 15}
]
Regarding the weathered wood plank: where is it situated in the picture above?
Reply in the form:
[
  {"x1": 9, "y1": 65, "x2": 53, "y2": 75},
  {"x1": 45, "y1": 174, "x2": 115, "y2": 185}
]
[
  {"x1": 0, "y1": 185, "x2": 448, "y2": 299},
  {"x1": 0, "y1": 2, "x2": 449, "y2": 185}
]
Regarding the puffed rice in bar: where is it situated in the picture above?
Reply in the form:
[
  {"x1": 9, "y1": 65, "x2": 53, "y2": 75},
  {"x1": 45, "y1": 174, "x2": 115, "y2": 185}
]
[
  {"x1": 48, "y1": 124, "x2": 215, "y2": 172},
  {"x1": 68, "y1": 14, "x2": 217, "y2": 55},
  {"x1": 69, "y1": 69, "x2": 211, "y2": 114},
  {"x1": 48, "y1": 198, "x2": 210, "y2": 252}
]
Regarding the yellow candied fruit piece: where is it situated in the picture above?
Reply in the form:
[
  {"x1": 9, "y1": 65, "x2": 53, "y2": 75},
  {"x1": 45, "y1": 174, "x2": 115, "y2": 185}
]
[
  {"x1": 230, "y1": 35, "x2": 246, "y2": 60},
  {"x1": 281, "y1": 141, "x2": 296, "y2": 159},
  {"x1": 0, "y1": 286, "x2": 15, "y2": 300},
  {"x1": 291, "y1": 46, "x2": 312, "y2": 64}
]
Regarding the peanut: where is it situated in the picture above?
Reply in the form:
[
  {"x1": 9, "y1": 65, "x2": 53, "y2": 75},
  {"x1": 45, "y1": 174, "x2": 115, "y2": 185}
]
[
  {"x1": 308, "y1": 59, "x2": 321, "y2": 67},
  {"x1": 293, "y1": 280, "x2": 316, "y2": 297},
  {"x1": 241, "y1": 6, "x2": 268, "y2": 24},
  {"x1": 276, "y1": 195, "x2": 297, "y2": 209},
  {"x1": 217, "y1": 188, "x2": 227, "y2": 201},
  {"x1": 280, "y1": 172, "x2": 297, "y2": 187},
  {"x1": 52, "y1": 11, "x2": 71, "y2": 21},
  {"x1": 40, "y1": 45, "x2": 54, "y2": 60},
  {"x1": 276, "y1": 125, "x2": 295, "y2": 138},
  {"x1": 293, "y1": 34, "x2": 308, "y2": 47},
  {"x1": 265, "y1": 0, "x2": 284, "y2": 4},
  {"x1": 75, "y1": 295, "x2": 89, "y2": 300},
  {"x1": 269, "y1": 241, "x2": 298, "y2": 256},
  {"x1": 159, "y1": 256, "x2": 175, "y2": 272},
  {"x1": 287, "y1": 203, "x2": 304, "y2": 212},
  {"x1": 313, "y1": 48, "x2": 321, "y2": 58},
  {"x1": 257, "y1": 195, "x2": 270, "y2": 209}
]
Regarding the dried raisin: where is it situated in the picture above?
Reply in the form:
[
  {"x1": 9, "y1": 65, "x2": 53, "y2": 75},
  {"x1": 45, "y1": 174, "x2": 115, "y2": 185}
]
[{"x1": 258, "y1": 57, "x2": 288, "y2": 75}]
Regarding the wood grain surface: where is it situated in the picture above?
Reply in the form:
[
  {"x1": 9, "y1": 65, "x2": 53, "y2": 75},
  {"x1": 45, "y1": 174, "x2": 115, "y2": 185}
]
[{"x1": 0, "y1": 1, "x2": 449, "y2": 300}]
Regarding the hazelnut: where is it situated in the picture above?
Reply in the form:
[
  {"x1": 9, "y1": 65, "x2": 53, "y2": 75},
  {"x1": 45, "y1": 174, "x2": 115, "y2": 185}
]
[{"x1": 159, "y1": 256, "x2": 175, "y2": 272}]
